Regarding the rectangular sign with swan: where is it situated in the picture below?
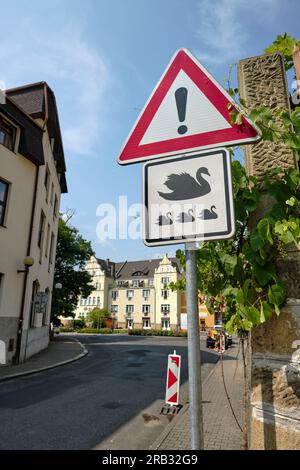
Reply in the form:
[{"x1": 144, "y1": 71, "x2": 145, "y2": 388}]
[{"x1": 143, "y1": 148, "x2": 235, "y2": 246}]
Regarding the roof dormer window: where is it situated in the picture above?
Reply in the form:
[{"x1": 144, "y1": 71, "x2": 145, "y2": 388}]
[{"x1": 0, "y1": 117, "x2": 16, "y2": 152}]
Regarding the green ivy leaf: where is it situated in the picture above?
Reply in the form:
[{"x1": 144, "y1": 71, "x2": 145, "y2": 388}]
[
  {"x1": 250, "y1": 229, "x2": 264, "y2": 252},
  {"x1": 257, "y1": 219, "x2": 273, "y2": 245},
  {"x1": 268, "y1": 284, "x2": 286, "y2": 314},
  {"x1": 260, "y1": 301, "x2": 273, "y2": 323},
  {"x1": 253, "y1": 262, "x2": 276, "y2": 286},
  {"x1": 218, "y1": 253, "x2": 238, "y2": 276}
]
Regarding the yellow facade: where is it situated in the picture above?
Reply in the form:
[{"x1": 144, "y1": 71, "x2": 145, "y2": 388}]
[{"x1": 75, "y1": 254, "x2": 182, "y2": 330}]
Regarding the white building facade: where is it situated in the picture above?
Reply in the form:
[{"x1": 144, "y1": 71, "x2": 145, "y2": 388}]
[
  {"x1": 0, "y1": 82, "x2": 67, "y2": 364},
  {"x1": 74, "y1": 254, "x2": 182, "y2": 330}
]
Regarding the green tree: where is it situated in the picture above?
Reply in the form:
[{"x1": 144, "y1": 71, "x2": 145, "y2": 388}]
[
  {"x1": 87, "y1": 308, "x2": 110, "y2": 329},
  {"x1": 51, "y1": 215, "x2": 94, "y2": 324}
]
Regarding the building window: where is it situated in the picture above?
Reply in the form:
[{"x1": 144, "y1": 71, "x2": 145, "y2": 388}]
[
  {"x1": 142, "y1": 289, "x2": 150, "y2": 299},
  {"x1": 162, "y1": 319, "x2": 170, "y2": 331},
  {"x1": 95, "y1": 282, "x2": 99, "y2": 290},
  {"x1": 93, "y1": 297, "x2": 96, "y2": 305},
  {"x1": 161, "y1": 289, "x2": 169, "y2": 299},
  {"x1": 161, "y1": 304, "x2": 170, "y2": 314},
  {"x1": 132, "y1": 280, "x2": 139, "y2": 288},
  {"x1": 30, "y1": 280, "x2": 40, "y2": 328},
  {"x1": 142, "y1": 305, "x2": 150, "y2": 314},
  {"x1": 126, "y1": 305, "x2": 134, "y2": 314},
  {"x1": 148, "y1": 279, "x2": 154, "y2": 287},
  {"x1": 49, "y1": 232, "x2": 55, "y2": 269},
  {"x1": 126, "y1": 289, "x2": 134, "y2": 299},
  {"x1": 43, "y1": 288, "x2": 50, "y2": 326},
  {"x1": 44, "y1": 166, "x2": 50, "y2": 202},
  {"x1": 111, "y1": 291, "x2": 118, "y2": 300},
  {"x1": 80, "y1": 298, "x2": 84, "y2": 306},
  {"x1": 37, "y1": 211, "x2": 46, "y2": 249},
  {"x1": 143, "y1": 319, "x2": 151, "y2": 329},
  {"x1": 45, "y1": 223, "x2": 50, "y2": 258},
  {"x1": 53, "y1": 195, "x2": 58, "y2": 218},
  {"x1": 127, "y1": 319, "x2": 133, "y2": 330},
  {"x1": 111, "y1": 305, "x2": 118, "y2": 313},
  {"x1": 161, "y1": 277, "x2": 170, "y2": 285},
  {"x1": 97, "y1": 297, "x2": 101, "y2": 306},
  {"x1": 88, "y1": 297, "x2": 92, "y2": 305},
  {"x1": 0, "y1": 179, "x2": 9, "y2": 226},
  {"x1": 0, "y1": 117, "x2": 16, "y2": 151}
]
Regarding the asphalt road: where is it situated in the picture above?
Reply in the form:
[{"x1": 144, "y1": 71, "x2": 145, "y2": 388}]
[{"x1": 0, "y1": 335, "x2": 219, "y2": 450}]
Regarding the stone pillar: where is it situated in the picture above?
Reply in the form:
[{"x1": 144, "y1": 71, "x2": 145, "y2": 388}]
[{"x1": 238, "y1": 52, "x2": 300, "y2": 449}]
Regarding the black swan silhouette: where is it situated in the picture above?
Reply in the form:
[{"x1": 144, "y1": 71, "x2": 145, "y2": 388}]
[
  {"x1": 156, "y1": 212, "x2": 173, "y2": 226},
  {"x1": 158, "y1": 167, "x2": 211, "y2": 200},
  {"x1": 176, "y1": 209, "x2": 195, "y2": 223},
  {"x1": 198, "y1": 205, "x2": 218, "y2": 220}
]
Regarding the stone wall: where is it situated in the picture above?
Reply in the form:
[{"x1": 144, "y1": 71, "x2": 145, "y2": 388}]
[{"x1": 238, "y1": 52, "x2": 300, "y2": 449}]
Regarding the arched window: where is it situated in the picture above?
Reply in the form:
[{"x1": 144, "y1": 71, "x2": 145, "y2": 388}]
[
  {"x1": 43, "y1": 288, "x2": 50, "y2": 326},
  {"x1": 30, "y1": 280, "x2": 40, "y2": 328}
]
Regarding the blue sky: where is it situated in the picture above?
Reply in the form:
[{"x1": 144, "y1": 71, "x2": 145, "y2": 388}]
[{"x1": 1, "y1": 0, "x2": 298, "y2": 261}]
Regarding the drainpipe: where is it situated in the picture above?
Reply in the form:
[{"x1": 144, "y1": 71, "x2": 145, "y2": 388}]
[{"x1": 14, "y1": 165, "x2": 40, "y2": 364}]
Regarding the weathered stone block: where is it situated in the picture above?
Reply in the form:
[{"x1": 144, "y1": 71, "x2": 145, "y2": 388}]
[{"x1": 238, "y1": 53, "x2": 296, "y2": 179}]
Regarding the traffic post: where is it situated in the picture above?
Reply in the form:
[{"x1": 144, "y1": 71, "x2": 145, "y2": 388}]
[{"x1": 117, "y1": 47, "x2": 260, "y2": 450}]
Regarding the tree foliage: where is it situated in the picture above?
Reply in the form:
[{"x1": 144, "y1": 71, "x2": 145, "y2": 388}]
[
  {"x1": 264, "y1": 32, "x2": 300, "y2": 71},
  {"x1": 87, "y1": 308, "x2": 110, "y2": 328},
  {"x1": 51, "y1": 216, "x2": 94, "y2": 323}
]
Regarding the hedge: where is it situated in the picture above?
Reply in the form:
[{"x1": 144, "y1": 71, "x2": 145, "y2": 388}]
[{"x1": 128, "y1": 329, "x2": 187, "y2": 337}]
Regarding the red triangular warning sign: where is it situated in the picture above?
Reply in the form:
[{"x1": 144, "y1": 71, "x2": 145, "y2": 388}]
[{"x1": 118, "y1": 49, "x2": 260, "y2": 165}]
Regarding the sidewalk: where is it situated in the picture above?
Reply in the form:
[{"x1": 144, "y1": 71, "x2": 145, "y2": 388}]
[
  {"x1": 153, "y1": 343, "x2": 244, "y2": 450},
  {"x1": 0, "y1": 335, "x2": 87, "y2": 382}
]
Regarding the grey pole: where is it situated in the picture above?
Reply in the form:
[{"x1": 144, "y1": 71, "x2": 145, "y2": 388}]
[{"x1": 185, "y1": 244, "x2": 204, "y2": 450}]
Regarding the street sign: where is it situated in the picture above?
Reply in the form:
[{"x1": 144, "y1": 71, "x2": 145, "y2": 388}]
[
  {"x1": 118, "y1": 48, "x2": 261, "y2": 165},
  {"x1": 165, "y1": 351, "x2": 181, "y2": 406},
  {"x1": 143, "y1": 148, "x2": 235, "y2": 246}
]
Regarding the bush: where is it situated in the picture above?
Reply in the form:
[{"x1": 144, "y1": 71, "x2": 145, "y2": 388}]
[
  {"x1": 60, "y1": 327, "x2": 74, "y2": 333},
  {"x1": 73, "y1": 318, "x2": 86, "y2": 329},
  {"x1": 77, "y1": 328, "x2": 112, "y2": 334},
  {"x1": 112, "y1": 329, "x2": 128, "y2": 334},
  {"x1": 128, "y1": 329, "x2": 187, "y2": 337}
]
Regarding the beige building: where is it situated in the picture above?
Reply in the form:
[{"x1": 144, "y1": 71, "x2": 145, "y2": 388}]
[
  {"x1": 74, "y1": 254, "x2": 182, "y2": 330},
  {"x1": 0, "y1": 82, "x2": 67, "y2": 364}
]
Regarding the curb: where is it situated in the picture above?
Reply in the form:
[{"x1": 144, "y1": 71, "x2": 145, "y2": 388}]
[
  {"x1": 150, "y1": 356, "x2": 220, "y2": 450},
  {"x1": 0, "y1": 337, "x2": 88, "y2": 383}
]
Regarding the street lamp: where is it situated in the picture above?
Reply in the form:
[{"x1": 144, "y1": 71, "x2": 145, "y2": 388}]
[{"x1": 17, "y1": 256, "x2": 34, "y2": 273}]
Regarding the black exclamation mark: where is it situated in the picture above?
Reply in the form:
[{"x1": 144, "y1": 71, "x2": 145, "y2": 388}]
[{"x1": 175, "y1": 87, "x2": 188, "y2": 135}]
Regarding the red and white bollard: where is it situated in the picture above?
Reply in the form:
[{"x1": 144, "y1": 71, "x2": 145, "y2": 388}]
[{"x1": 161, "y1": 350, "x2": 182, "y2": 414}]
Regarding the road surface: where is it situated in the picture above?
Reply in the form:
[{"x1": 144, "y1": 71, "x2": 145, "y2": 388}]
[{"x1": 0, "y1": 334, "x2": 219, "y2": 450}]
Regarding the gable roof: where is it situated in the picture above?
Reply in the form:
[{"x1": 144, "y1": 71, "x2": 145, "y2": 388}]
[
  {"x1": 114, "y1": 257, "x2": 181, "y2": 280},
  {"x1": 0, "y1": 96, "x2": 44, "y2": 166},
  {"x1": 6, "y1": 82, "x2": 67, "y2": 193}
]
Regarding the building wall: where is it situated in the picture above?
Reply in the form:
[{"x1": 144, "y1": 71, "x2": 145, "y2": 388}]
[
  {"x1": 74, "y1": 254, "x2": 182, "y2": 331},
  {"x1": 19, "y1": 129, "x2": 62, "y2": 361},
  {"x1": 0, "y1": 132, "x2": 35, "y2": 363},
  {"x1": 74, "y1": 256, "x2": 110, "y2": 319},
  {"x1": 154, "y1": 255, "x2": 180, "y2": 330},
  {"x1": 109, "y1": 281, "x2": 156, "y2": 329},
  {"x1": 0, "y1": 120, "x2": 62, "y2": 364}
]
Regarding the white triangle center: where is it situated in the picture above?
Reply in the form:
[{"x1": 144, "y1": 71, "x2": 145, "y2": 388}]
[{"x1": 140, "y1": 69, "x2": 231, "y2": 145}]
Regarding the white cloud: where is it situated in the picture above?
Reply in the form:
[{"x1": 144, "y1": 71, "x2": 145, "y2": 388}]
[
  {"x1": 0, "y1": 22, "x2": 109, "y2": 157},
  {"x1": 195, "y1": 0, "x2": 280, "y2": 66}
]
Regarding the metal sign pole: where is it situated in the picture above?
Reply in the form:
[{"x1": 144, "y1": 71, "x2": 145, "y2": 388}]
[{"x1": 185, "y1": 244, "x2": 204, "y2": 450}]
